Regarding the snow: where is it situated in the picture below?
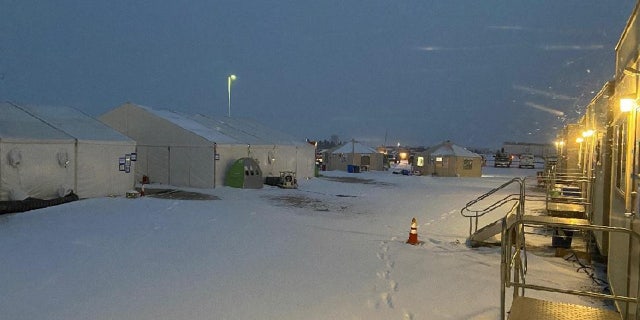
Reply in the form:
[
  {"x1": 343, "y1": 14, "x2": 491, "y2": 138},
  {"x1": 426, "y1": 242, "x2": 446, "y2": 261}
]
[
  {"x1": 0, "y1": 166, "x2": 607, "y2": 319},
  {"x1": 332, "y1": 141, "x2": 378, "y2": 154}
]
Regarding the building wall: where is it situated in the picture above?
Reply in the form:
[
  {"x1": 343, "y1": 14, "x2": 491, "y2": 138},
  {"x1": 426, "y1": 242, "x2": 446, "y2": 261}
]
[
  {"x1": 502, "y1": 142, "x2": 555, "y2": 158},
  {"x1": 608, "y1": 5, "x2": 640, "y2": 316},
  {"x1": 324, "y1": 152, "x2": 385, "y2": 171},
  {"x1": 0, "y1": 140, "x2": 76, "y2": 200},
  {"x1": 413, "y1": 153, "x2": 482, "y2": 177}
]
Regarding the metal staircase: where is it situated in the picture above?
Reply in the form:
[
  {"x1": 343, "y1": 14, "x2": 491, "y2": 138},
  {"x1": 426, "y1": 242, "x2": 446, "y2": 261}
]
[{"x1": 460, "y1": 177, "x2": 640, "y2": 319}]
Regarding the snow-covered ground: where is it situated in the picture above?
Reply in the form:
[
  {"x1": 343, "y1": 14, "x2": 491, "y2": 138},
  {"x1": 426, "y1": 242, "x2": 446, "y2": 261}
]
[{"x1": 1, "y1": 166, "x2": 607, "y2": 319}]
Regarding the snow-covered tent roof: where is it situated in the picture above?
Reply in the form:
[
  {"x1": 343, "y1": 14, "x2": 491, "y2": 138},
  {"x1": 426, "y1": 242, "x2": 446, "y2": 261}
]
[
  {"x1": 426, "y1": 140, "x2": 481, "y2": 158},
  {"x1": 134, "y1": 104, "x2": 240, "y2": 144},
  {"x1": 14, "y1": 104, "x2": 134, "y2": 143},
  {"x1": 0, "y1": 102, "x2": 74, "y2": 142},
  {"x1": 105, "y1": 103, "x2": 306, "y2": 146},
  {"x1": 190, "y1": 114, "x2": 306, "y2": 146},
  {"x1": 331, "y1": 141, "x2": 378, "y2": 154}
]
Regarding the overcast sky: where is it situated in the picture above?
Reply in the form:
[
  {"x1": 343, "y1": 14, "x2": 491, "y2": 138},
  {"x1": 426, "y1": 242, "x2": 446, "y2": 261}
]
[{"x1": 1, "y1": 1, "x2": 636, "y2": 149}]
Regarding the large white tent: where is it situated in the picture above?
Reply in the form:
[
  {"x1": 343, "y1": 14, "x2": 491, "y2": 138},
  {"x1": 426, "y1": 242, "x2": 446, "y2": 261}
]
[
  {"x1": 0, "y1": 102, "x2": 136, "y2": 200},
  {"x1": 188, "y1": 114, "x2": 316, "y2": 180},
  {"x1": 99, "y1": 102, "x2": 315, "y2": 189}
]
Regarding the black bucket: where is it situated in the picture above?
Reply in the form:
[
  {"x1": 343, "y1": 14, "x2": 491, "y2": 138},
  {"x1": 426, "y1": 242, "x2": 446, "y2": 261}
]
[{"x1": 552, "y1": 228, "x2": 574, "y2": 248}]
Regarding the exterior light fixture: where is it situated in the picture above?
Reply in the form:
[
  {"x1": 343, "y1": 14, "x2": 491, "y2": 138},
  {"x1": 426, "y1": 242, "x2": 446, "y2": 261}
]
[
  {"x1": 228, "y1": 74, "x2": 237, "y2": 117},
  {"x1": 582, "y1": 130, "x2": 595, "y2": 138},
  {"x1": 620, "y1": 94, "x2": 636, "y2": 112}
]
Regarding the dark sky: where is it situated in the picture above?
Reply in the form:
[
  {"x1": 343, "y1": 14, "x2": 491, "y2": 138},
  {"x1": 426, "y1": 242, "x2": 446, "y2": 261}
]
[{"x1": 1, "y1": 1, "x2": 635, "y2": 149}]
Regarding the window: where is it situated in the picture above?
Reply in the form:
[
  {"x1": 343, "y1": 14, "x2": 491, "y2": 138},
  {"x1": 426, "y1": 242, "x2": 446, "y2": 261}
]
[
  {"x1": 615, "y1": 123, "x2": 627, "y2": 192},
  {"x1": 361, "y1": 155, "x2": 371, "y2": 166},
  {"x1": 417, "y1": 156, "x2": 424, "y2": 167},
  {"x1": 463, "y1": 159, "x2": 473, "y2": 170},
  {"x1": 436, "y1": 157, "x2": 448, "y2": 168}
]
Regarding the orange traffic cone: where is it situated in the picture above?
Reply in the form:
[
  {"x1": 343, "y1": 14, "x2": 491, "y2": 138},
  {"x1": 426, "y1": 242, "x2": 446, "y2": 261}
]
[{"x1": 407, "y1": 217, "x2": 419, "y2": 245}]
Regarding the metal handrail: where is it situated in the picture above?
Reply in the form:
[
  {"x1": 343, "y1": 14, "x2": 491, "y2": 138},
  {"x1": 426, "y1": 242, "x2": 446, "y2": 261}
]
[
  {"x1": 461, "y1": 177, "x2": 526, "y2": 236},
  {"x1": 500, "y1": 218, "x2": 640, "y2": 319}
]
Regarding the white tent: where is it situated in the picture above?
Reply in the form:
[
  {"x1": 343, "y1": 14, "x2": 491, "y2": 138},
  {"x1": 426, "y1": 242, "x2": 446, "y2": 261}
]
[
  {"x1": 17, "y1": 104, "x2": 137, "y2": 198},
  {"x1": 0, "y1": 102, "x2": 136, "y2": 200},
  {"x1": 100, "y1": 103, "x2": 315, "y2": 189},
  {"x1": 189, "y1": 114, "x2": 316, "y2": 180}
]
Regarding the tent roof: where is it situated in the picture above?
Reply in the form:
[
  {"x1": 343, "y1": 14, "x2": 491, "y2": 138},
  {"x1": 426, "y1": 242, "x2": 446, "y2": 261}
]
[
  {"x1": 0, "y1": 102, "x2": 74, "y2": 142},
  {"x1": 426, "y1": 141, "x2": 481, "y2": 158},
  {"x1": 134, "y1": 104, "x2": 240, "y2": 144},
  {"x1": 15, "y1": 104, "x2": 134, "y2": 143},
  {"x1": 190, "y1": 114, "x2": 306, "y2": 146},
  {"x1": 128, "y1": 103, "x2": 306, "y2": 146},
  {"x1": 332, "y1": 141, "x2": 378, "y2": 154}
]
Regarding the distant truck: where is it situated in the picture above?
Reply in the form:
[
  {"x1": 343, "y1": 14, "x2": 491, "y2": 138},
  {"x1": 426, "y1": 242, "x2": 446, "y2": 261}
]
[
  {"x1": 518, "y1": 153, "x2": 535, "y2": 169},
  {"x1": 494, "y1": 150, "x2": 512, "y2": 168}
]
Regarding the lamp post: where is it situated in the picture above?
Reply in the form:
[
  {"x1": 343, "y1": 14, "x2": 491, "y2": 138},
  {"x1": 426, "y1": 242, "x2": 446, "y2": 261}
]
[{"x1": 227, "y1": 74, "x2": 237, "y2": 117}]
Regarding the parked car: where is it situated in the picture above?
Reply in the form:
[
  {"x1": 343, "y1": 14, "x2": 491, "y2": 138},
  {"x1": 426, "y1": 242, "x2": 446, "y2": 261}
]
[
  {"x1": 518, "y1": 153, "x2": 535, "y2": 169},
  {"x1": 494, "y1": 152, "x2": 512, "y2": 168}
]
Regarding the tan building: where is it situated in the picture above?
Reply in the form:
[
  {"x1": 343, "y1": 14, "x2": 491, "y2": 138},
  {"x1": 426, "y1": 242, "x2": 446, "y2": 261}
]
[
  {"x1": 323, "y1": 140, "x2": 385, "y2": 171},
  {"x1": 413, "y1": 140, "x2": 482, "y2": 177}
]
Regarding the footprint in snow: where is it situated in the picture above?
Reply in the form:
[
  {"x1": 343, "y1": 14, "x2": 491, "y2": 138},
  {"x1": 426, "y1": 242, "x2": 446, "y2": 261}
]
[{"x1": 381, "y1": 292, "x2": 393, "y2": 308}]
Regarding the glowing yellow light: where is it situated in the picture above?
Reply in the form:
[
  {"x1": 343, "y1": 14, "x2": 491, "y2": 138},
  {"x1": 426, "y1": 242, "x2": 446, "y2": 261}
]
[
  {"x1": 582, "y1": 130, "x2": 594, "y2": 138},
  {"x1": 399, "y1": 152, "x2": 408, "y2": 160},
  {"x1": 576, "y1": 137, "x2": 584, "y2": 143},
  {"x1": 620, "y1": 96, "x2": 636, "y2": 112}
]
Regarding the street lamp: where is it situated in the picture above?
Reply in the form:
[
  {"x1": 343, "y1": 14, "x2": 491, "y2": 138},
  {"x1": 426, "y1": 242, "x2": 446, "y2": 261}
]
[{"x1": 227, "y1": 74, "x2": 237, "y2": 117}]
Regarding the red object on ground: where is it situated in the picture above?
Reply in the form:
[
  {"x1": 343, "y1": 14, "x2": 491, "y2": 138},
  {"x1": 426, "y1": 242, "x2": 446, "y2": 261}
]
[{"x1": 407, "y1": 217, "x2": 419, "y2": 245}]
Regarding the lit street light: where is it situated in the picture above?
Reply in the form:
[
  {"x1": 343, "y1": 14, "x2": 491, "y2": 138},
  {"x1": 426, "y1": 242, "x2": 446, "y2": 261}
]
[{"x1": 227, "y1": 74, "x2": 237, "y2": 117}]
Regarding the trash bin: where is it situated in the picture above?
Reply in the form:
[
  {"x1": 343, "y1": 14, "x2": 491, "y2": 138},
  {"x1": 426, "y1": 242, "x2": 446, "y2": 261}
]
[
  {"x1": 347, "y1": 165, "x2": 354, "y2": 173},
  {"x1": 552, "y1": 228, "x2": 573, "y2": 248}
]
